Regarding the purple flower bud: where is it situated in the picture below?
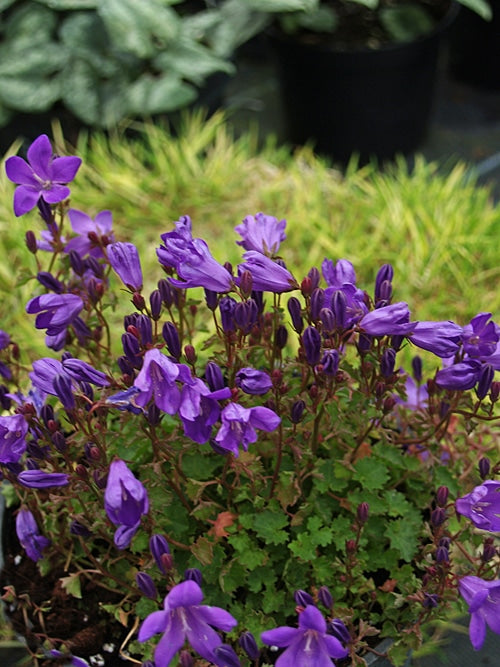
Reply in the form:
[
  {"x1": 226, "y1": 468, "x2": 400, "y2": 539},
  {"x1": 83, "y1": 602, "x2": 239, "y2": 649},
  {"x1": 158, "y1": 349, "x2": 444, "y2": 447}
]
[
  {"x1": 320, "y1": 349, "x2": 339, "y2": 376},
  {"x1": 149, "y1": 289, "x2": 162, "y2": 320},
  {"x1": 136, "y1": 572, "x2": 158, "y2": 599},
  {"x1": 357, "y1": 502, "x2": 370, "y2": 524},
  {"x1": 380, "y1": 348, "x2": 396, "y2": 378},
  {"x1": 69, "y1": 249, "x2": 85, "y2": 276},
  {"x1": 310, "y1": 288, "x2": 324, "y2": 323},
  {"x1": 62, "y1": 358, "x2": 109, "y2": 387},
  {"x1": 213, "y1": 644, "x2": 240, "y2": 667},
  {"x1": 204, "y1": 288, "x2": 218, "y2": 311},
  {"x1": 219, "y1": 296, "x2": 236, "y2": 333},
  {"x1": 303, "y1": 326, "x2": 321, "y2": 366},
  {"x1": 236, "y1": 368, "x2": 272, "y2": 395},
  {"x1": 431, "y1": 507, "x2": 446, "y2": 527},
  {"x1": 239, "y1": 631, "x2": 259, "y2": 660},
  {"x1": 179, "y1": 651, "x2": 194, "y2": 667},
  {"x1": 318, "y1": 585, "x2": 333, "y2": 609},
  {"x1": 37, "y1": 271, "x2": 64, "y2": 293},
  {"x1": 158, "y1": 278, "x2": 175, "y2": 308},
  {"x1": 436, "y1": 486, "x2": 449, "y2": 507},
  {"x1": 423, "y1": 593, "x2": 439, "y2": 608},
  {"x1": 476, "y1": 363, "x2": 495, "y2": 400},
  {"x1": 331, "y1": 290, "x2": 347, "y2": 330},
  {"x1": 205, "y1": 361, "x2": 225, "y2": 392},
  {"x1": 436, "y1": 546, "x2": 449, "y2": 563},
  {"x1": 328, "y1": 618, "x2": 350, "y2": 644},
  {"x1": 135, "y1": 314, "x2": 153, "y2": 346},
  {"x1": 85, "y1": 255, "x2": 104, "y2": 279},
  {"x1": 290, "y1": 399, "x2": 306, "y2": 424},
  {"x1": 122, "y1": 332, "x2": 142, "y2": 367},
  {"x1": 239, "y1": 269, "x2": 253, "y2": 298},
  {"x1": 54, "y1": 373, "x2": 76, "y2": 410},
  {"x1": 18, "y1": 470, "x2": 69, "y2": 488},
  {"x1": 162, "y1": 321, "x2": 181, "y2": 360},
  {"x1": 52, "y1": 431, "x2": 67, "y2": 452},
  {"x1": 184, "y1": 344, "x2": 196, "y2": 364},
  {"x1": 294, "y1": 589, "x2": 314, "y2": 607},
  {"x1": 482, "y1": 538, "x2": 497, "y2": 562},
  {"x1": 107, "y1": 242, "x2": 143, "y2": 292},
  {"x1": 104, "y1": 460, "x2": 149, "y2": 549},
  {"x1": 375, "y1": 280, "x2": 393, "y2": 307},
  {"x1": 479, "y1": 457, "x2": 491, "y2": 480},
  {"x1": 70, "y1": 520, "x2": 92, "y2": 537},
  {"x1": 288, "y1": 296, "x2": 303, "y2": 334},
  {"x1": 375, "y1": 264, "x2": 394, "y2": 303},
  {"x1": 147, "y1": 403, "x2": 161, "y2": 427},
  {"x1": 320, "y1": 307, "x2": 335, "y2": 334},
  {"x1": 150, "y1": 534, "x2": 171, "y2": 574},
  {"x1": 357, "y1": 333, "x2": 372, "y2": 353},
  {"x1": 25, "y1": 230, "x2": 38, "y2": 254},
  {"x1": 307, "y1": 266, "x2": 320, "y2": 291},
  {"x1": 234, "y1": 300, "x2": 258, "y2": 334},
  {"x1": 16, "y1": 509, "x2": 50, "y2": 562},
  {"x1": 412, "y1": 356, "x2": 423, "y2": 383},
  {"x1": 184, "y1": 568, "x2": 202, "y2": 586},
  {"x1": 275, "y1": 324, "x2": 288, "y2": 350}
]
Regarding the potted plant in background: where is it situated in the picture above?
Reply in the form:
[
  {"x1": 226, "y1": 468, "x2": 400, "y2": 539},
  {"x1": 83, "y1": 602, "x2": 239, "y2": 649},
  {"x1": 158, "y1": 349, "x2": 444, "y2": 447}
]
[
  {"x1": 204, "y1": 0, "x2": 492, "y2": 163},
  {"x1": 0, "y1": 132, "x2": 499, "y2": 667}
]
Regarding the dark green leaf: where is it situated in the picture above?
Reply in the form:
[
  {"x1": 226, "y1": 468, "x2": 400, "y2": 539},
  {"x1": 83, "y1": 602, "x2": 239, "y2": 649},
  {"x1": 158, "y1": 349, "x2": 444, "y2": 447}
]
[
  {"x1": 353, "y1": 457, "x2": 389, "y2": 491},
  {"x1": 0, "y1": 76, "x2": 60, "y2": 112},
  {"x1": 126, "y1": 73, "x2": 197, "y2": 115}
]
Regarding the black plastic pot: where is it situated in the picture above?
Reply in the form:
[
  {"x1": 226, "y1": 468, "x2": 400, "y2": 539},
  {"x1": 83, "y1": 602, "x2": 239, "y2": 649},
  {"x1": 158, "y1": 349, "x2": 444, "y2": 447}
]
[{"x1": 271, "y1": 2, "x2": 458, "y2": 164}]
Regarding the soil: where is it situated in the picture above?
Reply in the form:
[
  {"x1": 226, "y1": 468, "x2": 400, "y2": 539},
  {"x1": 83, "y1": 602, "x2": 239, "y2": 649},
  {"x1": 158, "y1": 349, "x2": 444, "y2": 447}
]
[{"x1": 0, "y1": 511, "x2": 137, "y2": 667}]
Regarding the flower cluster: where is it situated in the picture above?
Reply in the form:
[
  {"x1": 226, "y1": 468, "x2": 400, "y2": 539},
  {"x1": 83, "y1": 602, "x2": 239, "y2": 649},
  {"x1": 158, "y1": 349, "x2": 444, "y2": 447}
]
[{"x1": 0, "y1": 136, "x2": 499, "y2": 666}]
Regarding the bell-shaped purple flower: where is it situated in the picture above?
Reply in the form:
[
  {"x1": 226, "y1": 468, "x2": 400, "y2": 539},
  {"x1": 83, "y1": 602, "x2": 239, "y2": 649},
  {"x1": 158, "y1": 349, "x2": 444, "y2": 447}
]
[
  {"x1": 65, "y1": 209, "x2": 114, "y2": 258},
  {"x1": 133, "y1": 348, "x2": 193, "y2": 415},
  {"x1": 178, "y1": 377, "x2": 231, "y2": 444},
  {"x1": 16, "y1": 509, "x2": 50, "y2": 562},
  {"x1": 0, "y1": 414, "x2": 28, "y2": 464},
  {"x1": 235, "y1": 212, "x2": 287, "y2": 256},
  {"x1": 458, "y1": 576, "x2": 500, "y2": 651},
  {"x1": 322, "y1": 258, "x2": 356, "y2": 289},
  {"x1": 214, "y1": 402, "x2": 281, "y2": 457},
  {"x1": 235, "y1": 368, "x2": 272, "y2": 395},
  {"x1": 462, "y1": 313, "x2": 500, "y2": 359},
  {"x1": 26, "y1": 293, "x2": 84, "y2": 350},
  {"x1": 408, "y1": 320, "x2": 463, "y2": 358},
  {"x1": 107, "y1": 242, "x2": 143, "y2": 292},
  {"x1": 138, "y1": 580, "x2": 238, "y2": 667},
  {"x1": 435, "y1": 360, "x2": 483, "y2": 391},
  {"x1": 456, "y1": 481, "x2": 500, "y2": 532},
  {"x1": 62, "y1": 358, "x2": 109, "y2": 387},
  {"x1": 5, "y1": 134, "x2": 82, "y2": 216},
  {"x1": 237, "y1": 251, "x2": 298, "y2": 293},
  {"x1": 261, "y1": 605, "x2": 348, "y2": 666},
  {"x1": 104, "y1": 459, "x2": 149, "y2": 549},
  {"x1": 358, "y1": 302, "x2": 414, "y2": 337},
  {"x1": 18, "y1": 470, "x2": 69, "y2": 488}
]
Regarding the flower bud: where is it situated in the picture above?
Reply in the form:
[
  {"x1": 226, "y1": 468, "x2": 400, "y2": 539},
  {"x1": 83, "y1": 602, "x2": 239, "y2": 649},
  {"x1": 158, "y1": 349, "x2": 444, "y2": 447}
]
[
  {"x1": 149, "y1": 289, "x2": 162, "y2": 320},
  {"x1": 309, "y1": 288, "x2": 324, "y2": 322},
  {"x1": 380, "y1": 348, "x2": 396, "y2": 378},
  {"x1": 294, "y1": 589, "x2": 314, "y2": 607},
  {"x1": 479, "y1": 456, "x2": 491, "y2": 480},
  {"x1": 178, "y1": 651, "x2": 193, "y2": 667},
  {"x1": 357, "y1": 502, "x2": 369, "y2": 524},
  {"x1": 318, "y1": 585, "x2": 333, "y2": 609},
  {"x1": 290, "y1": 399, "x2": 306, "y2": 424},
  {"x1": 184, "y1": 344, "x2": 196, "y2": 365},
  {"x1": 412, "y1": 356, "x2": 423, "y2": 383},
  {"x1": 303, "y1": 326, "x2": 321, "y2": 366},
  {"x1": 162, "y1": 321, "x2": 181, "y2": 360},
  {"x1": 213, "y1": 645, "x2": 240, "y2": 667},
  {"x1": 328, "y1": 618, "x2": 350, "y2": 644},
  {"x1": 423, "y1": 592, "x2": 439, "y2": 608},
  {"x1": 490, "y1": 381, "x2": 500, "y2": 402},
  {"x1": 320, "y1": 349, "x2": 339, "y2": 376},
  {"x1": 431, "y1": 507, "x2": 446, "y2": 527},
  {"x1": 300, "y1": 275, "x2": 313, "y2": 297},
  {"x1": 25, "y1": 230, "x2": 38, "y2": 254},
  {"x1": 158, "y1": 278, "x2": 175, "y2": 308},
  {"x1": 288, "y1": 296, "x2": 304, "y2": 334},
  {"x1": 132, "y1": 291, "x2": 146, "y2": 311},
  {"x1": 345, "y1": 539, "x2": 357, "y2": 555},
  {"x1": 37, "y1": 271, "x2": 64, "y2": 294},
  {"x1": 204, "y1": 288, "x2": 218, "y2": 311},
  {"x1": 205, "y1": 361, "x2": 225, "y2": 392},
  {"x1": 482, "y1": 537, "x2": 497, "y2": 562},
  {"x1": 149, "y1": 534, "x2": 171, "y2": 574},
  {"x1": 69, "y1": 250, "x2": 85, "y2": 276},
  {"x1": 331, "y1": 290, "x2": 347, "y2": 330},
  {"x1": 53, "y1": 373, "x2": 75, "y2": 411},
  {"x1": 239, "y1": 269, "x2": 253, "y2": 298},
  {"x1": 320, "y1": 307, "x2": 335, "y2": 334},
  {"x1": 136, "y1": 572, "x2": 158, "y2": 599},
  {"x1": 275, "y1": 324, "x2": 288, "y2": 350},
  {"x1": 239, "y1": 631, "x2": 259, "y2": 660},
  {"x1": 476, "y1": 363, "x2": 495, "y2": 400},
  {"x1": 436, "y1": 486, "x2": 449, "y2": 507},
  {"x1": 219, "y1": 296, "x2": 236, "y2": 333},
  {"x1": 307, "y1": 266, "x2": 320, "y2": 291},
  {"x1": 184, "y1": 568, "x2": 202, "y2": 586}
]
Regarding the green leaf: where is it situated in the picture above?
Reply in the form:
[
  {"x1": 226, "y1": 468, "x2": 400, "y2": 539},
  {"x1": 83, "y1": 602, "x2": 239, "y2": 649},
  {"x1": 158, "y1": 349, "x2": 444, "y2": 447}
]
[
  {"x1": 126, "y1": 73, "x2": 197, "y2": 115},
  {"x1": 2, "y1": 3, "x2": 57, "y2": 46},
  {"x1": 458, "y1": 0, "x2": 492, "y2": 20},
  {"x1": 253, "y1": 508, "x2": 289, "y2": 546},
  {"x1": 98, "y1": 0, "x2": 180, "y2": 58},
  {"x1": 384, "y1": 517, "x2": 420, "y2": 562},
  {"x1": 380, "y1": 4, "x2": 435, "y2": 43},
  {"x1": 35, "y1": 0, "x2": 97, "y2": 8},
  {"x1": 0, "y1": 76, "x2": 60, "y2": 112},
  {"x1": 0, "y1": 0, "x2": 16, "y2": 10},
  {"x1": 60, "y1": 572, "x2": 82, "y2": 599},
  {"x1": 0, "y1": 44, "x2": 67, "y2": 77},
  {"x1": 153, "y1": 40, "x2": 234, "y2": 85},
  {"x1": 353, "y1": 457, "x2": 389, "y2": 491}
]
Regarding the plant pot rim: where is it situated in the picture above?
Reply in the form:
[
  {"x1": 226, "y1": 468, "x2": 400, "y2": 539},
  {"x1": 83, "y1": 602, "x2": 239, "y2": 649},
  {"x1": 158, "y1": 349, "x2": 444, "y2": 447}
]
[{"x1": 269, "y1": 0, "x2": 459, "y2": 56}]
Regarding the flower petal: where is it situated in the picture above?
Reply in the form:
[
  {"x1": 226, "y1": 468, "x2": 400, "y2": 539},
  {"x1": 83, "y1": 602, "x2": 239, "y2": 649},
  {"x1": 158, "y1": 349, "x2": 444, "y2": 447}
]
[
  {"x1": 5, "y1": 156, "x2": 38, "y2": 186},
  {"x1": 261, "y1": 626, "x2": 299, "y2": 647},
  {"x1": 13, "y1": 185, "x2": 40, "y2": 216},
  {"x1": 165, "y1": 580, "x2": 203, "y2": 610},
  {"x1": 27, "y1": 134, "x2": 52, "y2": 180},
  {"x1": 42, "y1": 184, "x2": 71, "y2": 204},
  {"x1": 137, "y1": 609, "x2": 168, "y2": 641},
  {"x1": 195, "y1": 605, "x2": 238, "y2": 632},
  {"x1": 50, "y1": 155, "x2": 82, "y2": 183}
]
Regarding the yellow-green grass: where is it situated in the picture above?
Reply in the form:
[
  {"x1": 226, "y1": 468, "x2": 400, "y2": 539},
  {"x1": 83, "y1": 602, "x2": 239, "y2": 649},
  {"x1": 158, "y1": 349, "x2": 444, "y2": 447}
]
[{"x1": 1, "y1": 111, "x2": 499, "y2": 360}]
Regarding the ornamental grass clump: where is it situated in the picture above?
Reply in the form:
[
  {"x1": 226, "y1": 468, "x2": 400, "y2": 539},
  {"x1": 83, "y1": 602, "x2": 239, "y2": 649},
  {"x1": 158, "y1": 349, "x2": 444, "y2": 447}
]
[{"x1": 0, "y1": 135, "x2": 499, "y2": 667}]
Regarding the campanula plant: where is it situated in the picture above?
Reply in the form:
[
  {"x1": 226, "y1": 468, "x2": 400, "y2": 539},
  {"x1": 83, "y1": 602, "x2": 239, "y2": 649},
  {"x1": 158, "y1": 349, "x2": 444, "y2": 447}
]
[{"x1": 0, "y1": 135, "x2": 499, "y2": 667}]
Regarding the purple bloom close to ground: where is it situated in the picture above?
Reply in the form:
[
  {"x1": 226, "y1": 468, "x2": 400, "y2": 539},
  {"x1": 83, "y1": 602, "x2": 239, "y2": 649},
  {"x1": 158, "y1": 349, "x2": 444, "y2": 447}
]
[
  {"x1": 5, "y1": 134, "x2": 81, "y2": 216},
  {"x1": 107, "y1": 242, "x2": 143, "y2": 292},
  {"x1": 235, "y1": 212, "x2": 287, "y2": 255},
  {"x1": 0, "y1": 414, "x2": 28, "y2": 464},
  {"x1": 138, "y1": 580, "x2": 238, "y2": 667},
  {"x1": 261, "y1": 605, "x2": 348, "y2": 666},
  {"x1": 104, "y1": 459, "x2": 149, "y2": 549},
  {"x1": 214, "y1": 402, "x2": 281, "y2": 456},
  {"x1": 65, "y1": 209, "x2": 114, "y2": 258},
  {"x1": 458, "y1": 576, "x2": 500, "y2": 650},
  {"x1": 16, "y1": 509, "x2": 50, "y2": 562},
  {"x1": 456, "y1": 481, "x2": 500, "y2": 532},
  {"x1": 237, "y1": 251, "x2": 298, "y2": 293}
]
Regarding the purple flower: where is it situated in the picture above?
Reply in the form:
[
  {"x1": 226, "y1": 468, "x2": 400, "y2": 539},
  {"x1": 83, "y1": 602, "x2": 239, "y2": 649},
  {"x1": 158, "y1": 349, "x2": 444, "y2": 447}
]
[
  {"x1": 18, "y1": 470, "x2": 69, "y2": 488},
  {"x1": 178, "y1": 377, "x2": 231, "y2": 444},
  {"x1": 15, "y1": 509, "x2": 50, "y2": 562},
  {"x1": 235, "y1": 212, "x2": 287, "y2": 255},
  {"x1": 458, "y1": 576, "x2": 500, "y2": 650},
  {"x1": 322, "y1": 258, "x2": 356, "y2": 289},
  {"x1": 104, "y1": 459, "x2": 149, "y2": 549},
  {"x1": 235, "y1": 368, "x2": 272, "y2": 395},
  {"x1": 61, "y1": 358, "x2": 109, "y2": 387},
  {"x1": 214, "y1": 402, "x2": 281, "y2": 456},
  {"x1": 261, "y1": 605, "x2": 348, "y2": 666},
  {"x1": 26, "y1": 293, "x2": 84, "y2": 351},
  {"x1": 65, "y1": 209, "x2": 114, "y2": 258},
  {"x1": 395, "y1": 374, "x2": 428, "y2": 410},
  {"x1": 237, "y1": 251, "x2": 298, "y2": 293},
  {"x1": 158, "y1": 229, "x2": 233, "y2": 293},
  {"x1": 107, "y1": 242, "x2": 143, "y2": 292},
  {"x1": 456, "y1": 481, "x2": 500, "y2": 532},
  {"x1": 5, "y1": 134, "x2": 82, "y2": 216},
  {"x1": 358, "y1": 302, "x2": 415, "y2": 337},
  {"x1": 133, "y1": 348, "x2": 193, "y2": 415},
  {"x1": 0, "y1": 330, "x2": 10, "y2": 349},
  {"x1": 0, "y1": 414, "x2": 28, "y2": 464},
  {"x1": 435, "y1": 360, "x2": 483, "y2": 391},
  {"x1": 138, "y1": 580, "x2": 238, "y2": 667},
  {"x1": 462, "y1": 313, "x2": 500, "y2": 358},
  {"x1": 408, "y1": 320, "x2": 463, "y2": 358}
]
